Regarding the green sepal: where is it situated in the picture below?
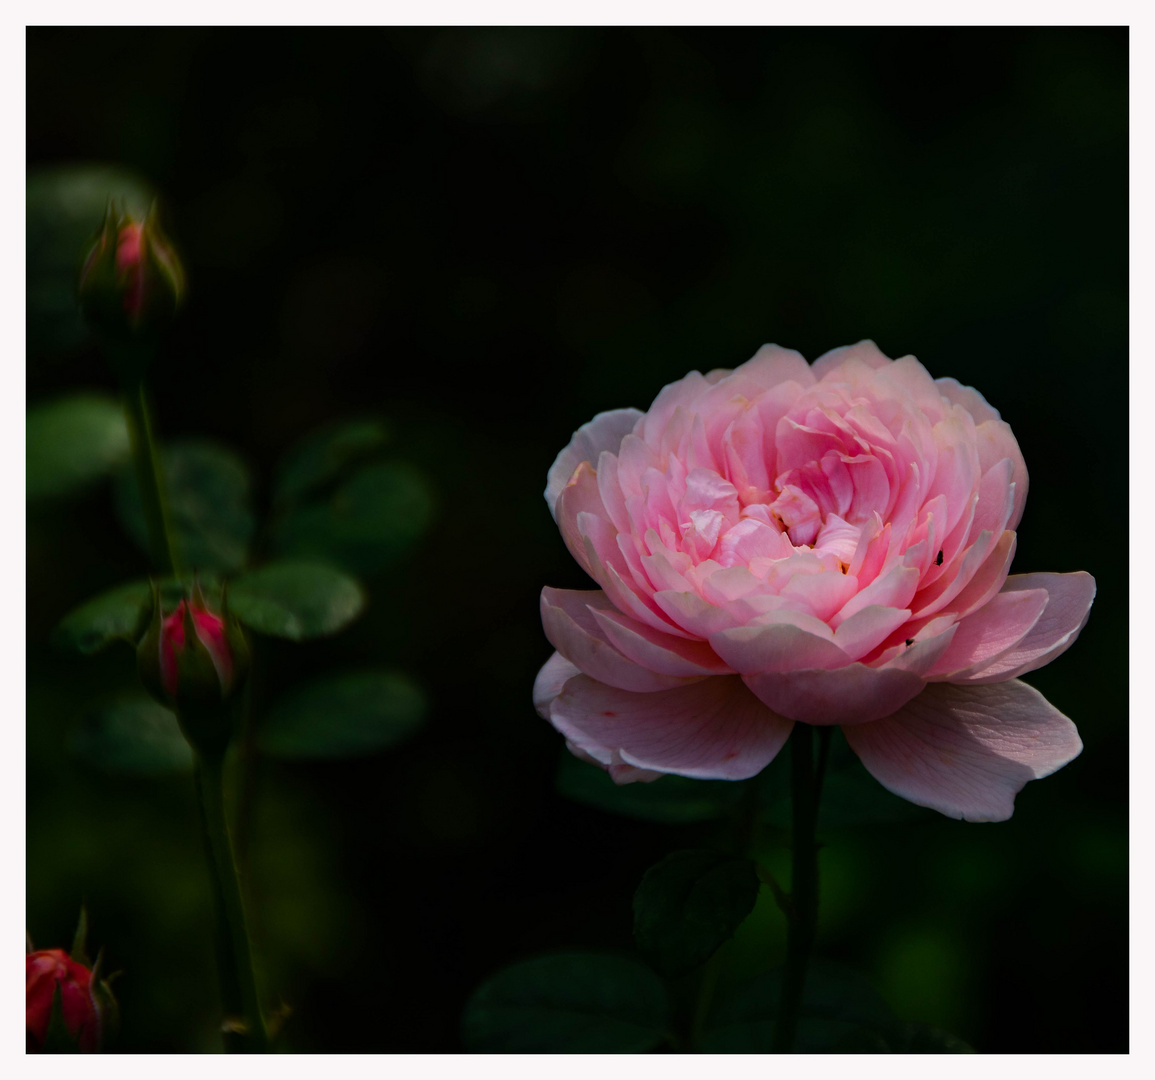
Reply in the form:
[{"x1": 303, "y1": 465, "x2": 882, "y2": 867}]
[
  {"x1": 41, "y1": 983, "x2": 81, "y2": 1053},
  {"x1": 90, "y1": 951, "x2": 120, "y2": 1051},
  {"x1": 70, "y1": 906, "x2": 91, "y2": 968}
]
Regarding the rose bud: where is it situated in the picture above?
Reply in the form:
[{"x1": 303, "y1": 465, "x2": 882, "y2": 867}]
[
  {"x1": 536, "y1": 341, "x2": 1095, "y2": 822},
  {"x1": 77, "y1": 200, "x2": 185, "y2": 356},
  {"x1": 26, "y1": 948, "x2": 105, "y2": 1053},
  {"x1": 137, "y1": 582, "x2": 250, "y2": 752}
]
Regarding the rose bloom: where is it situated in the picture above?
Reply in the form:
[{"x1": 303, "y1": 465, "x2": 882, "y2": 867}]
[
  {"x1": 535, "y1": 341, "x2": 1094, "y2": 821},
  {"x1": 26, "y1": 949, "x2": 103, "y2": 1052}
]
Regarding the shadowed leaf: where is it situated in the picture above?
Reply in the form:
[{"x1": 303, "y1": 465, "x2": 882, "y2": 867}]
[
  {"x1": 634, "y1": 850, "x2": 761, "y2": 977},
  {"x1": 700, "y1": 960, "x2": 896, "y2": 1053},
  {"x1": 70, "y1": 698, "x2": 192, "y2": 775},
  {"x1": 462, "y1": 952, "x2": 672, "y2": 1053},
  {"x1": 273, "y1": 418, "x2": 391, "y2": 508},
  {"x1": 53, "y1": 581, "x2": 152, "y2": 655},
  {"x1": 271, "y1": 460, "x2": 435, "y2": 575},
  {"x1": 27, "y1": 394, "x2": 130, "y2": 500},
  {"x1": 228, "y1": 560, "x2": 364, "y2": 640},
  {"x1": 115, "y1": 440, "x2": 255, "y2": 573},
  {"x1": 260, "y1": 669, "x2": 426, "y2": 759}
]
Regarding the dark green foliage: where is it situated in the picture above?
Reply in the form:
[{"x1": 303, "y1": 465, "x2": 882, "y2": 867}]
[
  {"x1": 462, "y1": 953, "x2": 672, "y2": 1053},
  {"x1": 227, "y1": 560, "x2": 365, "y2": 640},
  {"x1": 633, "y1": 850, "x2": 761, "y2": 977},
  {"x1": 273, "y1": 419, "x2": 392, "y2": 508},
  {"x1": 260, "y1": 669, "x2": 427, "y2": 759},
  {"x1": 53, "y1": 580, "x2": 152, "y2": 655},
  {"x1": 271, "y1": 460, "x2": 435, "y2": 576},
  {"x1": 70, "y1": 697, "x2": 192, "y2": 775},
  {"x1": 556, "y1": 752, "x2": 746, "y2": 823},
  {"x1": 700, "y1": 961, "x2": 900, "y2": 1052},
  {"x1": 115, "y1": 440, "x2": 256, "y2": 574},
  {"x1": 27, "y1": 394, "x2": 131, "y2": 501}
]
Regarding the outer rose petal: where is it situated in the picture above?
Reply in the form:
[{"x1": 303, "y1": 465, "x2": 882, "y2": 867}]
[
  {"x1": 742, "y1": 663, "x2": 926, "y2": 725},
  {"x1": 540, "y1": 587, "x2": 704, "y2": 692},
  {"x1": 950, "y1": 571, "x2": 1096, "y2": 684},
  {"x1": 545, "y1": 408, "x2": 642, "y2": 521},
  {"x1": 591, "y1": 604, "x2": 732, "y2": 676},
  {"x1": 533, "y1": 651, "x2": 581, "y2": 719},
  {"x1": 810, "y1": 339, "x2": 894, "y2": 380},
  {"x1": 934, "y1": 376, "x2": 1003, "y2": 425},
  {"x1": 549, "y1": 674, "x2": 794, "y2": 781},
  {"x1": 843, "y1": 681, "x2": 1083, "y2": 821},
  {"x1": 926, "y1": 587, "x2": 1050, "y2": 679}
]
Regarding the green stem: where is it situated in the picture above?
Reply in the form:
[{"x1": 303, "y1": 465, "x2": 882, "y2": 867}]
[
  {"x1": 122, "y1": 378, "x2": 178, "y2": 576},
  {"x1": 193, "y1": 748, "x2": 267, "y2": 1052},
  {"x1": 769, "y1": 725, "x2": 831, "y2": 1053}
]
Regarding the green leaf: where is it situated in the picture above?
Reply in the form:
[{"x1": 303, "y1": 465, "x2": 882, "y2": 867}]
[
  {"x1": 228, "y1": 560, "x2": 365, "y2": 640},
  {"x1": 69, "y1": 697, "x2": 192, "y2": 775},
  {"x1": 634, "y1": 849, "x2": 761, "y2": 977},
  {"x1": 27, "y1": 164, "x2": 154, "y2": 359},
  {"x1": 260, "y1": 669, "x2": 427, "y2": 759},
  {"x1": 462, "y1": 952, "x2": 672, "y2": 1053},
  {"x1": 272, "y1": 418, "x2": 391, "y2": 508},
  {"x1": 700, "y1": 960, "x2": 896, "y2": 1053},
  {"x1": 27, "y1": 393, "x2": 130, "y2": 500},
  {"x1": 556, "y1": 752, "x2": 746, "y2": 823},
  {"x1": 114, "y1": 440, "x2": 256, "y2": 574},
  {"x1": 53, "y1": 580, "x2": 152, "y2": 655},
  {"x1": 271, "y1": 460, "x2": 435, "y2": 575}
]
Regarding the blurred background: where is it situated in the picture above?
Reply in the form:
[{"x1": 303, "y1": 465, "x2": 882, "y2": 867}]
[{"x1": 26, "y1": 27, "x2": 1127, "y2": 1052}]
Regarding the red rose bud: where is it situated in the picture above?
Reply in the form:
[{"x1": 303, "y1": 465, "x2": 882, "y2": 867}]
[
  {"x1": 137, "y1": 583, "x2": 250, "y2": 751},
  {"x1": 26, "y1": 949, "x2": 103, "y2": 1053},
  {"x1": 78, "y1": 200, "x2": 185, "y2": 351}
]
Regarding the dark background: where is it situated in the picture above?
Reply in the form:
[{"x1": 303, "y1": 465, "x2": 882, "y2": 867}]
[{"x1": 27, "y1": 27, "x2": 1127, "y2": 1052}]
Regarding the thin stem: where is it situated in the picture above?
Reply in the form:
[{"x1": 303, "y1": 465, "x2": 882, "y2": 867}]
[
  {"x1": 122, "y1": 378, "x2": 178, "y2": 576},
  {"x1": 193, "y1": 749, "x2": 267, "y2": 1052},
  {"x1": 690, "y1": 949, "x2": 724, "y2": 1052},
  {"x1": 769, "y1": 724, "x2": 826, "y2": 1053}
]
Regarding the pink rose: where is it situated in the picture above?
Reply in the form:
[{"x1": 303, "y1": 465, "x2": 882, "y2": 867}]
[{"x1": 534, "y1": 341, "x2": 1094, "y2": 821}]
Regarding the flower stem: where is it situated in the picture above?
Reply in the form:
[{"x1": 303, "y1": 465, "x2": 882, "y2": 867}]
[
  {"x1": 122, "y1": 377, "x2": 178, "y2": 576},
  {"x1": 193, "y1": 748, "x2": 267, "y2": 1052},
  {"x1": 769, "y1": 724, "x2": 831, "y2": 1052}
]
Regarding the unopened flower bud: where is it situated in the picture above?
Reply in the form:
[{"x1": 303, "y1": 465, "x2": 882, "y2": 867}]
[
  {"x1": 77, "y1": 200, "x2": 185, "y2": 361},
  {"x1": 26, "y1": 949, "x2": 106, "y2": 1053},
  {"x1": 137, "y1": 583, "x2": 250, "y2": 752}
]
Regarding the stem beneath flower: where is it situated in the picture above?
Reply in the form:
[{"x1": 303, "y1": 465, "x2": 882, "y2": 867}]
[
  {"x1": 193, "y1": 748, "x2": 267, "y2": 1052},
  {"x1": 122, "y1": 378, "x2": 178, "y2": 576},
  {"x1": 769, "y1": 724, "x2": 831, "y2": 1053}
]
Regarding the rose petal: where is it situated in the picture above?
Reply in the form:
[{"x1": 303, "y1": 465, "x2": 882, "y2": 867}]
[
  {"x1": 926, "y1": 587, "x2": 1049, "y2": 679},
  {"x1": 710, "y1": 618, "x2": 849, "y2": 674},
  {"x1": 541, "y1": 587, "x2": 703, "y2": 692},
  {"x1": 549, "y1": 674, "x2": 794, "y2": 781},
  {"x1": 974, "y1": 418, "x2": 1028, "y2": 531},
  {"x1": 843, "y1": 681, "x2": 1083, "y2": 821},
  {"x1": 591, "y1": 604, "x2": 732, "y2": 676},
  {"x1": 533, "y1": 651, "x2": 582, "y2": 719},
  {"x1": 546, "y1": 408, "x2": 642, "y2": 520},
  {"x1": 742, "y1": 662, "x2": 926, "y2": 725},
  {"x1": 554, "y1": 462, "x2": 611, "y2": 578},
  {"x1": 935, "y1": 376, "x2": 1002, "y2": 425},
  {"x1": 951, "y1": 571, "x2": 1096, "y2": 684},
  {"x1": 810, "y1": 339, "x2": 894, "y2": 380}
]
